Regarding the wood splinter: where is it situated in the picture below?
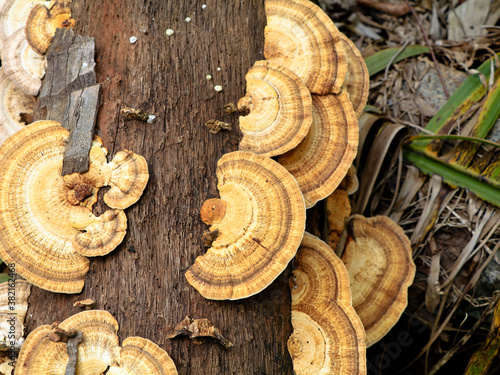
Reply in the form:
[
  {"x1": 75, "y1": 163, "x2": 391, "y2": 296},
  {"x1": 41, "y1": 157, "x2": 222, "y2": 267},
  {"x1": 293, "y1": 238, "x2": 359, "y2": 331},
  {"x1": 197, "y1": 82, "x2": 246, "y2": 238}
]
[{"x1": 168, "y1": 316, "x2": 233, "y2": 350}]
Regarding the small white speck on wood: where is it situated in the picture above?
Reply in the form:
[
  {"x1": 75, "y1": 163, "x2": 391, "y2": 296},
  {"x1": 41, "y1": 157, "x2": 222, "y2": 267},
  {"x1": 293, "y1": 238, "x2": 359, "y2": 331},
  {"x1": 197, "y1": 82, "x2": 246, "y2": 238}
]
[
  {"x1": 214, "y1": 85, "x2": 223, "y2": 92},
  {"x1": 166, "y1": 29, "x2": 174, "y2": 36},
  {"x1": 206, "y1": 75, "x2": 212, "y2": 80},
  {"x1": 202, "y1": 4, "x2": 207, "y2": 9},
  {"x1": 147, "y1": 115, "x2": 156, "y2": 124},
  {"x1": 185, "y1": 17, "x2": 191, "y2": 22},
  {"x1": 129, "y1": 36, "x2": 138, "y2": 44}
]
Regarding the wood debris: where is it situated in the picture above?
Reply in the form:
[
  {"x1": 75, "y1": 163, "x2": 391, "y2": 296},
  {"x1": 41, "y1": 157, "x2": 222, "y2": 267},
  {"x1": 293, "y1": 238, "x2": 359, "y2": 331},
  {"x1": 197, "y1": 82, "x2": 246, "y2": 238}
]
[
  {"x1": 204, "y1": 119, "x2": 231, "y2": 134},
  {"x1": 168, "y1": 316, "x2": 233, "y2": 350}
]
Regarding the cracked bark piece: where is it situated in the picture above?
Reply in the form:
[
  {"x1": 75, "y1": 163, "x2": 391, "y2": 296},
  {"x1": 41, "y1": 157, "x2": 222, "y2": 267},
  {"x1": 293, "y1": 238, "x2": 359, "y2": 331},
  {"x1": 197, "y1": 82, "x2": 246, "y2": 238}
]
[
  {"x1": 168, "y1": 316, "x2": 233, "y2": 350},
  {"x1": 288, "y1": 232, "x2": 366, "y2": 374},
  {"x1": 186, "y1": 151, "x2": 306, "y2": 300},
  {"x1": 16, "y1": 310, "x2": 178, "y2": 374},
  {"x1": 279, "y1": 91, "x2": 358, "y2": 208},
  {"x1": 0, "y1": 121, "x2": 148, "y2": 293},
  {"x1": 238, "y1": 60, "x2": 312, "y2": 157},
  {"x1": 341, "y1": 215, "x2": 415, "y2": 347},
  {"x1": 264, "y1": 0, "x2": 347, "y2": 94}
]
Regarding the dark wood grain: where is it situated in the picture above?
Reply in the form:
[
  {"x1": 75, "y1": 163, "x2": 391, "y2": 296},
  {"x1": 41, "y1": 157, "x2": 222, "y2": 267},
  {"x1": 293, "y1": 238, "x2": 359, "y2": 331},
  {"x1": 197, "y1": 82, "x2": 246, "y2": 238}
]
[{"x1": 26, "y1": 1, "x2": 294, "y2": 373}]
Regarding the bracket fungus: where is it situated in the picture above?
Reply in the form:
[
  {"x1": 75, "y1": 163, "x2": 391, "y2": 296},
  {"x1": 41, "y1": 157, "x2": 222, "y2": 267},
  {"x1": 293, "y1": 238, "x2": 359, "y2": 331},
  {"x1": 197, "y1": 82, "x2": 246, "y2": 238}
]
[
  {"x1": 0, "y1": 0, "x2": 48, "y2": 51},
  {"x1": 1, "y1": 27, "x2": 46, "y2": 96},
  {"x1": 238, "y1": 60, "x2": 312, "y2": 157},
  {"x1": 341, "y1": 215, "x2": 416, "y2": 347},
  {"x1": 0, "y1": 68, "x2": 34, "y2": 145},
  {"x1": 264, "y1": 0, "x2": 347, "y2": 94},
  {"x1": 25, "y1": 0, "x2": 75, "y2": 55},
  {"x1": 289, "y1": 232, "x2": 366, "y2": 374},
  {"x1": 16, "y1": 310, "x2": 178, "y2": 374},
  {"x1": 341, "y1": 34, "x2": 370, "y2": 118},
  {"x1": 0, "y1": 280, "x2": 31, "y2": 351},
  {"x1": 279, "y1": 91, "x2": 358, "y2": 208},
  {"x1": 186, "y1": 151, "x2": 306, "y2": 300},
  {"x1": 0, "y1": 121, "x2": 149, "y2": 293}
]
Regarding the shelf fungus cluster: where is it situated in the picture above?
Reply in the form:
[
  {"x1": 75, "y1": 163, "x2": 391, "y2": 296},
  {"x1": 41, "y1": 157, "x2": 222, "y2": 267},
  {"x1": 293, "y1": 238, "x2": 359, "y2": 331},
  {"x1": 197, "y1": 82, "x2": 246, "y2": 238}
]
[
  {"x1": 288, "y1": 233, "x2": 366, "y2": 374},
  {"x1": 186, "y1": 151, "x2": 306, "y2": 300},
  {"x1": 237, "y1": 0, "x2": 369, "y2": 207},
  {"x1": 16, "y1": 310, "x2": 178, "y2": 374},
  {"x1": 0, "y1": 280, "x2": 31, "y2": 351},
  {"x1": 341, "y1": 215, "x2": 416, "y2": 347},
  {"x1": 0, "y1": 0, "x2": 75, "y2": 145},
  {"x1": 0, "y1": 121, "x2": 149, "y2": 293}
]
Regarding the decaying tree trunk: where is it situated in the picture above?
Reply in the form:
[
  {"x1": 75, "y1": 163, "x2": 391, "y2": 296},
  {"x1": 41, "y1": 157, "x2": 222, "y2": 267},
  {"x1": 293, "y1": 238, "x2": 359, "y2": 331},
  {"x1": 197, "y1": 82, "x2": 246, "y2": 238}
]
[{"x1": 25, "y1": 0, "x2": 294, "y2": 373}]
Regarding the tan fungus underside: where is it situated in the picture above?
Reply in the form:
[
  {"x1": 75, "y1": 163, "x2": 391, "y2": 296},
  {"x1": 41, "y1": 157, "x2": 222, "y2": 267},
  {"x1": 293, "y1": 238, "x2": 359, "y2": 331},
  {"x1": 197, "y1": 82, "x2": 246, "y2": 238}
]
[
  {"x1": 341, "y1": 215, "x2": 416, "y2": 347},
  {"x1": 289, "y1": 233, "x2": 366, "y2": 375}
]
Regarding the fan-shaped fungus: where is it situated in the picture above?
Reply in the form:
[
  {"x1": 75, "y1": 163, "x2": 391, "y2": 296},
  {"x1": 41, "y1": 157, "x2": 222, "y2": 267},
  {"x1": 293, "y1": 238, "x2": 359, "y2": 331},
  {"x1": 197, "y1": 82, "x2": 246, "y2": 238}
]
[
  {"x1": 341, "y1": 215, "x2": 415, "y2": 347},
  {"x1": 0, "y1": 121, "x2": 148, "y2": 293},
  {"x1": 16, "y1": 310, "x2": 178, "y2": 374},
  {"x1": 1, "y1": 28, "x2": 46, "y2": 96},
  {"x1": 0, "y1": 280, "x2": 31, "y2": 351},
  {"x1": 340, "y1": 33, "x2": 369, "y2": 118},
  {"x1": 0, "y1": 0, "x2": 48, "y2": 51},
  {"x1": 0, "y1": 68, "x2": 34, "y2": 145},
  {"x1": 25, "y1": 0, "x2": 75, "y2": 55},
  {"x1": 238, "y1": 60, "x2": 312, "y2": 157},
  {"x1": 289, "y1": 232, "x2": 366, "y2": 374},
  {"x1": 264, "y1": 0, "x2": 347, "y2": 94},
  {"x1": 279, "y1": 91, "x2": 358, "y2": 208},
  {"x1": 186, "y1": 151, "x2": 306, "y2": 300}
]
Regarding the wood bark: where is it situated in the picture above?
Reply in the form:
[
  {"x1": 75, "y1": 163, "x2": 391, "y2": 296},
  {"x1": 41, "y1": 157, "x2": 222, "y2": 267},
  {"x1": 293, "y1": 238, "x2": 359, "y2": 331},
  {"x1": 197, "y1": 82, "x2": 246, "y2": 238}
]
[
  {"x1": 26, "y1": 1, "x2": 294, "y2": 373},
  {"x1": 34, "y1": 28, "x2": 100, "y2": 175}
]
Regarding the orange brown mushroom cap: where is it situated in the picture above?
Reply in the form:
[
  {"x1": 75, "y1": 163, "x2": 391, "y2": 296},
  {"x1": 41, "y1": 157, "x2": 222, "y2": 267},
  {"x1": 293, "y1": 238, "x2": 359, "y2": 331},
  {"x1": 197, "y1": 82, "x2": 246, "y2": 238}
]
[
  {"x1": 0, "y1": 121, "x2": 148, "y2": 293},
  {"x1": 341, "y1": 215, "x2": 416, "y2": 347},
  {"x1": 1, "y1": 27, "x2": 46, "y2": 96},
  {"x1": 0, "y1": 68, "x2": 34, "y2": 145},
  {"x1": 25, "y1": 0, "x2": 75, "y2": 55},
  {"x1": 289, "y1": 232, "x2": 366, "y2": 374},
  {"x1": 264, "y1": 0, "x2": 347, "y2": 94},
  {"x1": 279, "y1": 90, "x2": 358, "y2": 208},
  {"x1": 186, "y1": 151, "x2": 306, "y2": 300},
  {"x1": 16, "y1": 310, "x2": 178, "y2": 374},
  {"x1": 0, "y1": 0, "x2": 49, "y2": 51},
  {"x1": 341, "y1": 34, "x2": 370, "y2": 118},
  {"x1": 238, "y1": 60, "x2": 312, "y2": 157}
]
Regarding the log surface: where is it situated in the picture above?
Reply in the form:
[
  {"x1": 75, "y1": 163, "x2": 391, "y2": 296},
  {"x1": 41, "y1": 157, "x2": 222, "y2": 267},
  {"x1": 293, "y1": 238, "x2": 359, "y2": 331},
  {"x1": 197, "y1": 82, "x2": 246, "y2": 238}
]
[{"x1": 26, "y1": 1, "x2": 294, "y2": 374}]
